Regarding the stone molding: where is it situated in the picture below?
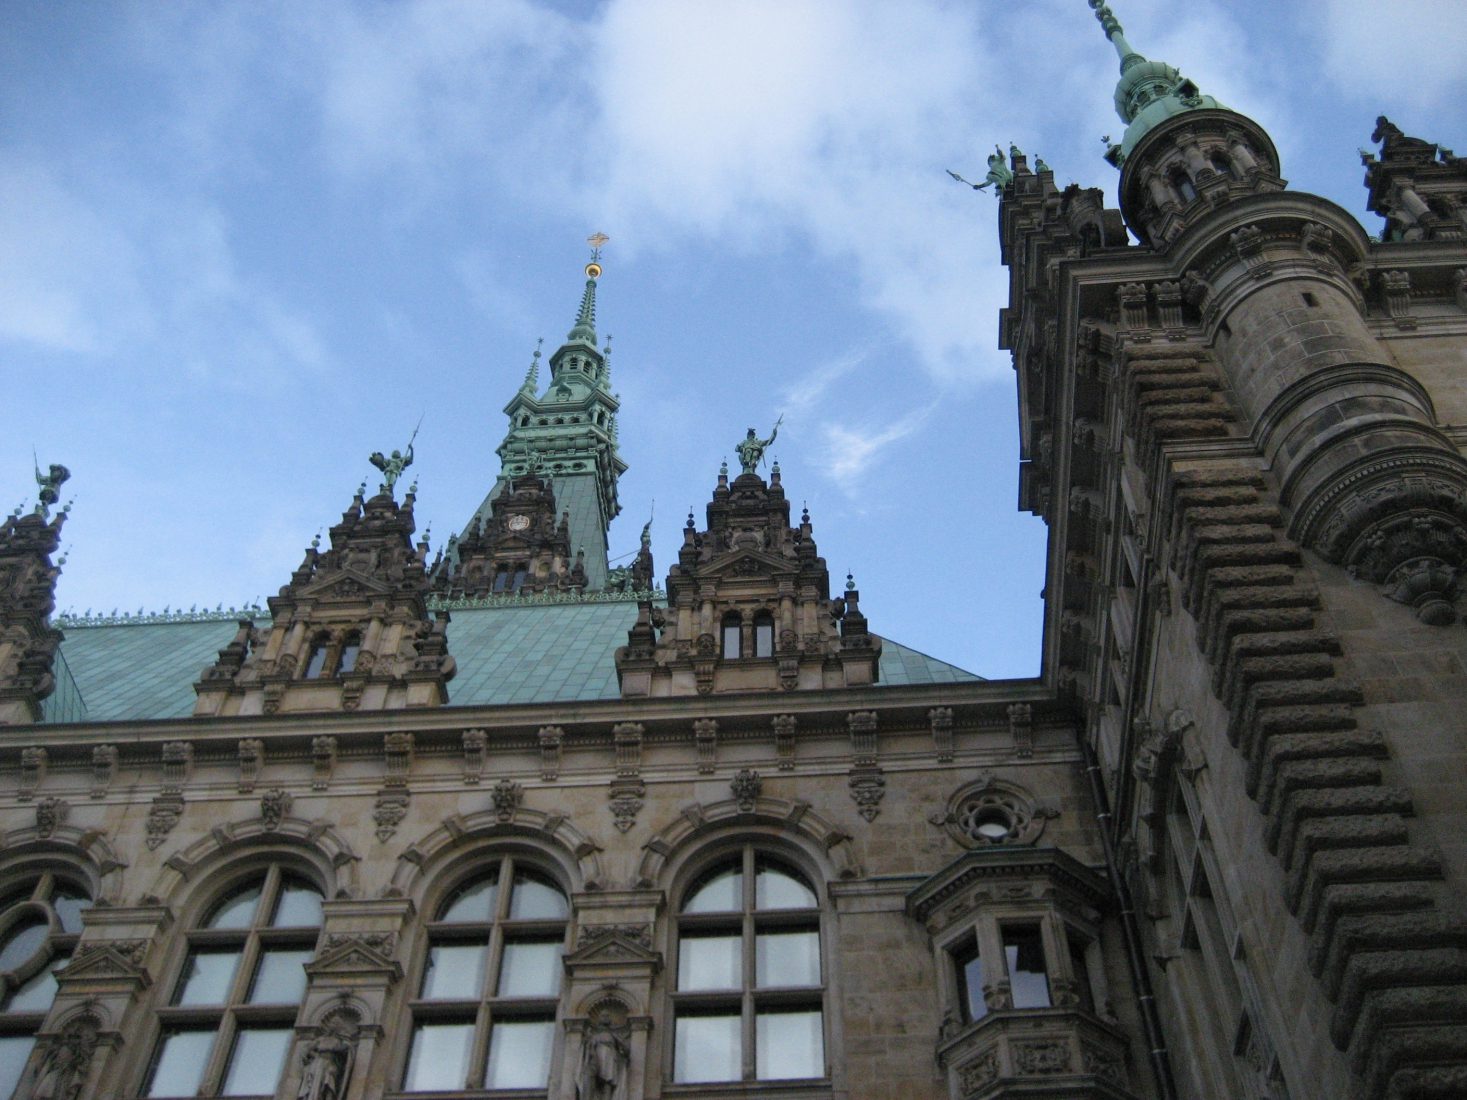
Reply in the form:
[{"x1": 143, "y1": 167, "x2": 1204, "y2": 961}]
[{"x1": 389, "y1": 806, "x2": 606, "y2": 896}]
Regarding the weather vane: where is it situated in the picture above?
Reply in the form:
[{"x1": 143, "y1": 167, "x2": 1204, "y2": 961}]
[{"x1": 586, "y1": 232, "x2": 610, "y2": 278}]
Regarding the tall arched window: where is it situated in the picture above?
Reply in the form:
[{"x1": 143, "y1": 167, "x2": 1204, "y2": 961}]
[
  {"x1": 144, "y1": 867, "x2": 322, "y2": 1098},
  {"x1": 753, "y1": 612, "x2": 775, "y2": 659},
  {"x1": 1171, "y1": 169, "x2": 1198, "y2": 203},
  {"x1": 721, "y1": 613, "x2": 742, "y2": 660},
  {"x1": 403, "y1": 858, "x2": 569, "y2": 1092},
  {"x1": 672, "y1": 849, "x2": 825, "y2": 1083},
  {"x1": 302, "y1": 637, "x2": 330, "y2": 680},
  {"x1": 337, "y1": 632, "x2": 361, "y2": 675},
  {"x1": 0, "y1": 873, "x2": 92, "y2": 1100}
]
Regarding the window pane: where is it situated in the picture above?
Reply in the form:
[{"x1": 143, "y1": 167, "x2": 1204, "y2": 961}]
[
  {"x1": 4, "y1": 949, "x2": 69, "y2": 1012},
  {"x1": 722, "y1": 623, "x2": 740, "y2": 659},
  {"x1": 678, "y1": 934, "x2": 741, "y2": 990},
  {"x1": 0, "y1": 918, "x2": 47, "y2": 971},
  {"x1": 508, "y1": 872, "x2": 567, "y2": 920},
  {"x1": 484, "y1": 1018, "x2": 554, "y2": 1088},
  {"x1": 440, "y1": 876, "x2": 498, "y2": 923},
  {"x1": 756, "y1": 930, "x2": 820, "y2": 987},
  {"x1": 51, "y1": 887, "x2": 92, "y2": 933},
  {"x1": 272, "y1": 882, "x2": 323, "y2": 927},
  {"x1": 756, "y1": 864, "x2": 815, "y2": 909},
  {"x1": 757, "y1": 1009, "x2": 824, "y2": 1080},
  {"x1": 498, "y1": 940, "x2": 561, "y2": 997},
  {"x1": 208, "y1": 881, "x2": 263, "y2": 929},
  {"x1": 421, "y1": 942, "x2": 488, "y2": 1000},
  {"x1": 175, "y1": 948, "x2": 241, "y2": 1005},
  {"x1": 338, "y1": 643, "x2": 360, "y2": 674},
  {"x1": 221, "y1": 1027, "x2": 292, "y2": 1096},
  {"x1": 755, "y1": 619, "x2": 774, "y2": 658},
  {"x1": 1003, "y1": 925, "x2": 1051, "y2": 1009},
  {"x1": 684, "y1": 864, "x2": 741, "y2": 913},
  {"x1": 674, "y1": 1013, "x2": 740, "y2": 1083},
  {"x1": 403, "y1": 1022, "x2": 474, "y2": 1092},
  {"x1": 954, "y1": 936, "x2": 986, "y2": 1022},
  {"x1": 147, "y1": 1029, "x2": 214, "y2": 1098},
  {"x1": 0, "y1": 1035, "x2": 35, "y2": 1100},
  {"x1": 303, "y1": 645, "x2": 328, "y2": 679},
  {"x1": 249, "y1": 948, "x2": 311, "y2": 1004},
  {"x1": 1069, "y1": 934, "x2": 1096, "y2": 1013}
]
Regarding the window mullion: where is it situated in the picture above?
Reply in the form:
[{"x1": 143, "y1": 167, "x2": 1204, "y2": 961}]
[
  {"x1": 743, "y1": 871, "x2": 757, "y2": 1081},
  {"x1": 33, "y1": 873, "x2": 55, "y2": 904},
  {"x1": 200, "y1": 1011, "x2": 239, "y2": 1096}
]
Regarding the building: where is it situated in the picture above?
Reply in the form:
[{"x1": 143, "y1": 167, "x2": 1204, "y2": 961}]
[{"x1": 2, "y1": 4, "x2": 1467, "y2": 1100}]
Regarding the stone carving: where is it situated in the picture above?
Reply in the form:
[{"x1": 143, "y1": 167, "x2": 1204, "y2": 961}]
[
  {"x1": 538, "y1": 725, "x2": 564, "y2": 781},
  {"x1": 734, "y1": 417, "x2": 781, "y2": 474},
  {"x1": 238, "y1": 738, "x2": 264, "y2": 792},
  {"x1": 1117, "y1": 282, "x2": 1149, "y2": 330},
  {"x1": 957, "y1": 1050, "x2": 998, "y2": 1093},
  {"x1": 847, "y1": 710, "x2": 878, "y2": 767},
  {"x1": 1008, "y1": 702, "x2": 1034, "y2": 758},
  {"x1": 608, "y1": 779, "x2": 644, "y2": 833},
  {"x1": 1381, "y1": 269, "x2": 1414, "y2": 326},
  {"x1": 578, "y1": 1001, "x2": 631, "y2": 1100},
  {"x1": 145, "y1": 793, "x2": 184, "y2": 850},
  {"x1": 1081, "y1": 1041, "x2": 1125, "y2": 1083},
  {"x1": 848, "y1": 767, "x2": 886, "y2": 822},
  {"x1": 35, "y1": 796, "x2": 67, "y2": 839},
  {"x1": 934, "y1": 774, "x2": 1057, "y2": 848},
  {"x1": 1015, "y1": 1040, "x2": 1070, "y2": 1074},
  {"x1": 297, "y1": 1014, "x2": 359, "y2": 1100},
  {"x1": 576, "y1": 924, "x2": 653, "y2": 952},
  {"x1": 89, "y1": 745, "x2": 117, "y2": 798},
  {"x1": 771, "y1": 714, "x2": 797, "y2": 769},
  {"x1": 373, "y1": 791, "x2": 409, "y2": 843},
  {"x1": 730, "y1": 769, "x2": 762, "y2": 812},
  {"x1": 260, "y1": 788, "x2": 293, "y2": 831},
  {"x1": 929, "y1": 706, "x2": 955, "y2": 762},
  {"x1": 693, "y1": 718, "x2": 718, "y2": 774},
  {"x1": 19, "y1": 746, "x2": 46, "y2": 801},
  {"x1": 1454, "y1": 268, "x2": 1467, "y2": 312},
  {"x1": 311, "y1": 736, "x2": 337, "y2": 790},
  {"x1": 491, "y1": 778, "x2": 521, "y2": 823},
  {"x1": 1300, "y1": 219, "x2": 1334, "y2": 260},
  {"x1": 1179, "y1": 269, "x2": 1212, "y2": 307},
  {"x1": 462, "y1": 728, "x2": 486, "y2": 784},
  {"x1": 27, "y1": 1010, "x2": 101, "y2": 1100},
  {"x1": 161, "y1": 741, "x2": 192, "y2": 792}
]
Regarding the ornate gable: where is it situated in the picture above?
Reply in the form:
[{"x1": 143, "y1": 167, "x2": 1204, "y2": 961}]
[
  {"x1": 194, "y1": 474, "x2": 455, "y2": 717},
  {"x1": 0, "y1": 465, "x2": 69, "y2": 725},
  {"x1": 432, "y1": 472, "x2": 586, "y2": 598},
  {"x1": 615, "y1": 461, "x2": 879, "y2": 697}
]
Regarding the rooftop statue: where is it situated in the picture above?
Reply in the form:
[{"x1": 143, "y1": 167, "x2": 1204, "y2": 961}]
[
  {"x1": 948, "y1": 146, "x2": 1013, "y2": 195},
  {"x1": 735, "y1": 416, "x2": 782, "y2": 474},
  {"x1": 370, "y1": 420, "x2": 421, "y2": 494},
  {"x1": 34, "y1": 458, "x2": 70, "y2": 519}
]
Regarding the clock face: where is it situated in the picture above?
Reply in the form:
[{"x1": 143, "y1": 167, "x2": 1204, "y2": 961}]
[{"x1": 507, "y1": 514, "x2": 531, "y2": 531}]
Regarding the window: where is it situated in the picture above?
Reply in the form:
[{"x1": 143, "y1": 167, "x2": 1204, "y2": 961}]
[
  {"x1": 403, "y1": 859, "x2": 568, "y2": 1092},
  {"x1": 337, "y1": 633, "x2": 361, "y2": 675},
  {"x1": 753, "y1": 612, "x2": 774, "y2": 658},
  {"x1": 950, "y1": 933, "x2": 985, "y2": 1023},
  {"x1": 672, "y1": 850, "x2": 825, "y2": 1083},
  {"x1": 302, "y1": 640, "x2": 329, "y2": 680},
  {"x1": 0, "y1": 874, "x2": 92, "y2": 1100},
  {"x1": 1172, "y1": 169, "x2": 1198, "y2": 203},
  {"x1": 145, "y1": 867, "x2": 322, "y2": 1099},
  {"x1": 1001, "y1": 924, "x2": 1051, "y2": 1008},
  {"x1": 721, "y1": 614, "x2": 742, "y2": 660}
]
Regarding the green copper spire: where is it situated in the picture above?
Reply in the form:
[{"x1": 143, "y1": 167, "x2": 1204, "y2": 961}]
[
  {"x1": 1089, "y1": 0, "x2": 1224, "y2": 166},
  {"x1": 520, "y1": 338, "x2": 543, "y2": 394}
]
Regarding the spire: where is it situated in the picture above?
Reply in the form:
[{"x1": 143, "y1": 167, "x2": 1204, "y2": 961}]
[
  {"x1": 565, "y1": 232, "x2": 608, "y2": 347},
  {"x1": 1088, "y1": 0, "x2": 1223, "y2": 166},
  {"x1": 521, "y1": 338, "x2": 543, "y2": 394}
]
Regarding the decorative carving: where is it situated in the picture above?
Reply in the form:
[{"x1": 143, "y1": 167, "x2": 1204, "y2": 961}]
[
  {"x1": 578, "y1": 999, "x2": 631, "y2": 1100},
  {"x1": 373, "y1": 790, "x2": 409, "y2": 843},
  {"x1": 161, "y1": 741, "x2": 192, "y2": 793},
  {"x1": 1117, "y1": 282, "x2": 1149, "y2": 330},
  {"x1": 462, "y1": 728, "x2": 486, "y2": 784},
  {"x1": 1015, "y1": 1040, "x2": 1070, "y2": 1074},
  {"x1": 576, "y1": 924, "x2": 653, "y2": 952},
  {"x1": 311, "y1": 736, "x2": 337, "y2": 790},
  {"x1": 929, "y1": 706, "x2": 955, "y2": 763},
  {"x1": 848, "y1": 710, "x2": 878, "y2": 767},
  {"x1": 538, "y1": 725, "x2": 563, "y2": 781},
  {"x1": 27, "y1": 1010, "x2": 102, "y2": 1100},
  {"x1": 1082, "y1": 1041, "x2": 1125, "y2": 1083},
  {"x1": 297, "y1": 1012, "x2": 359, "y2": 1100},
  {"x1": 19, "y1": 746, "x2": 46, "y2": 801},
  {"x1": 612, "y1": 722, "x2": 644, "y2": 777},
  {"x1": 89, "y1": 745, "x2": 117, "y2": 799},
  {"x1": 260, "y1": 788, "x2": 292, "y2": 831},
  {"x1": 490, "y1": 778, "x2": 521, "y2": 823},
  {"x1": 384, "y1": 731, "x2": 414, "y2": 778},
  {"x1": 608, "y1": 779, "x2": 644, "y2": 833},
  {"x1": 957, "y1": 1050, "x2": 998, "y2": 1093},
  {"x1": 772, "y1": 714, "x2": 797, "y2": 769},
  {"x1": 1008, "y1": 702, "x2": 1034, "y2": 759},
  {"x1": 237, "y1": 738, "x2": 264, "y2": 793},
  {"x1": 35, "y1": 796, "x2": 67, "y2": 838},
  {"x1": 1381, "y1": 269, "x2": 1415, "y2": 327},
  {"x1": 1383, "y1": 556, "x2": 1459, "y2": 625},
  {"x1": 848, "y1": 766, "x2": 886, "y2": 822},
  {"x1": 145, "y1": 793, "x2": 184, "y2": 850},
  {"x1": 730, "y1": 769, "x2": 762, "y2": 813},
  {"x1": 69, "y1": 938, "x2": 149, "y2": 976},
  {"x1": 935, "y1": 774, "x2": 1057, "y2": 848},
  {"x1": 693, "y1": 718, "x2": 718, "y2": 774}
]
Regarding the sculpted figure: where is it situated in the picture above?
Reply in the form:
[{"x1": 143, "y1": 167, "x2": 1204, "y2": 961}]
[
  {"x1": 735, "y1": 416, "x2": 782, "y2": 474},
  {"x1": 368, "y1": 444, "x2": 414, "y2": 492},
  {"x1": 577, "y1": 1017, "x2": 630, "y2": 1100},
  {"x1": 33, "y1": 461, "x2": 70, "y2": 519},
  {"x1": 297, "y1": 1029, "x2": 354, "y2": 1100}
]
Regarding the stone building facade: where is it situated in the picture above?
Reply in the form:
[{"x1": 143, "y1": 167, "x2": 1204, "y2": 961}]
[{"x1": 3, "y1": 6, "x2": 1467, "y2": 1100}]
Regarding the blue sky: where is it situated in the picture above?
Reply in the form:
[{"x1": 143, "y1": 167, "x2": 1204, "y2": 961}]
[{"x1": 3, "y1": 0, "x2": 1464, "y2": 679}]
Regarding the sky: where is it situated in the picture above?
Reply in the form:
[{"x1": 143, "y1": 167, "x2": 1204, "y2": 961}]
[{"x1": 3, "y1": 0, "x2": 1464, "y2": 680}]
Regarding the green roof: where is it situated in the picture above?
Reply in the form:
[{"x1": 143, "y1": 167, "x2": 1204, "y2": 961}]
[{"x1": 44, "y1": 603, "x2": 980, "y2": 723}]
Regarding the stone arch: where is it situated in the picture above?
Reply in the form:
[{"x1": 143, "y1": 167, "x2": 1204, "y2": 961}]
[
  {"x1": 575, "y1": 982, "x2": 641, "y2": 1020},
  {"x1": 635, "y1": 796, "x2": 859, "y2": 890},
  {"x1": 0, "y1": 824, "x2": 126, "y2": 904},
  {"x1": 143, "y1": 814, "x2": 361, "y2": 905},
  {"x1": 387, "y1": 806, "x2": 605, "y2": 899}
]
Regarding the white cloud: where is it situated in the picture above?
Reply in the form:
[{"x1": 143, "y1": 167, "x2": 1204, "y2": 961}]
[
  {"x1": 1312, "y1": 0, "x2": 1467, "y2": 112},
  {"x1": 818, "y1": 401, "x2": 936, "y2": 496}
]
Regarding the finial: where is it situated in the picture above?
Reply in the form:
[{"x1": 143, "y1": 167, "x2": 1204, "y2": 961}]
[
  {"x1": 586, "y1": 231, "x2": 609, "y2": 277},
  {"x1": 846, "y1": 572, "x2": 856, "y2": 592},
  {"x1": 719, "y1": 459, "x2": 729, "y2": 477},
  {"x1": 801, "y1": 502, "x2": 810, "y2": 525},
  {"x1": 356, "y1": 480, "x2": 367, "y2": 499},
  {"x1": 311, "y1": 530, "x2": 322, "y2": 550},
  {"x1": 57, "y1": 545, "x2": 70, "y2": 567},
  {"x1": 1035, "y1": 156, "x2": 1051, "y2": 173},
  {"x1": 1089, "y1": 0, "x2": 1138, "y2": 64},
  {"x1": 407, "y1": 478, "x2": 418, "y2": 496},
  {"x1": 686, "y1": 508, "x2": 695, "y2": 530},
  {"x1": 521, "y1": 337, "x2": 543, "y2": 392}
]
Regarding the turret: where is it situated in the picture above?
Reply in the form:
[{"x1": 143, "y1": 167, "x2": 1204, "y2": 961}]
[{"x1": 0, "y1": 463, "x2": 71, "y2": 725}]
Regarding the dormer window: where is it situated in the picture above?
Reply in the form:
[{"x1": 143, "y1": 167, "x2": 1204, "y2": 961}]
[
  {"x1": 722, "y1": 613, "x2": 742, "y2": 659},
  {"x1": 754, "y1": 612, "x2": 774, "y2": 658}
]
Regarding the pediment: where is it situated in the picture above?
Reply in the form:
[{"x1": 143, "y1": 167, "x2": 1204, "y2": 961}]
[
  {"x1": 696, "y1": 549, "x2": 796, "y2": 582},
  {"x1": 62, "y1": 941, "x2": 149, "y2": 981},
  {"x1": 564, "y1": 926, "x2": 661, "y2": 968},
  {"x1": 305, "y1": 933, "x2": 402, "y2": 979},
  {"x1": 300, "y1": 568, "x2": 393, "y2": 600}
]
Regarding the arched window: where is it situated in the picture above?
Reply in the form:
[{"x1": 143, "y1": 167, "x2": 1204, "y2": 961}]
[
  {"x1": 403, "y1": 859, "x2": 569, "y2": 1092},
  {"x1": 1210, "y1": 152, "x2": 1234, "y2": 180},
  {"x1": 753, "y1": 612, "x2": 775, "y2": 659},
  {"x1": 144, "y1": 867, "x2": 322, "y2": 1099},
  {"x1": 672, "y1": 849, "x2": 825, "y2": 1083},
  {"x1": 721, "y1": 613, "x2": 742, "y2": 660},
  {"x1": 0, "y1": 874, "x2": 92, "y2": 1099},
  {"x1": 1171, "y1": 169, "x2": 1198, "y2": 203},
  {"x1": 337, "y1": 633, "x2": 361, "y2": 675},
  {"x1": 302, "y1": 637, "x2": 329, "y2": 680}
]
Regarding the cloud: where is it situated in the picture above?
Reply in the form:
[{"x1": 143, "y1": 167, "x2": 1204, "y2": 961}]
[
  {"x1": 818, "y1": 401, "x2": 936, "y2": 496},
  {"x1": 779, "y1": 348, "x2": 873, "y2": 417},
  {"x1": 1312, "y1": 0, "x2": 1467, "y2": 112}
]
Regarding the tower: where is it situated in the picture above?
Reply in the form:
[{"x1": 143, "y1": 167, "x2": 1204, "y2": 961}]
[
  {"x1": 996, "y1": 3, "x2": 1467, "y2": 1095},
  {"x1": 463, "y1": 243, "x2": 626, "y2": 592}
]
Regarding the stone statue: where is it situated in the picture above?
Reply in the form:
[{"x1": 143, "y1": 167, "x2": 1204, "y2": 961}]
[
  {"x1": 28, "y1": 1014, "x2": 99, "y2": 1100},
  {"x1": 33, "y1": 460, "x2": 70, "y2": 519},
  {"x1": 368, "y1": 444, "x2": 414, "y2": 493},
  {"x1": 577, "y1": 1016, "x2": 630, "y2": 1100},
  {"x1": 735, "y1": 417, "x2": 782, "y2": 474},
  {"x1": 297, "y1": 1029, "x2": 354, "y2": 1100}
]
